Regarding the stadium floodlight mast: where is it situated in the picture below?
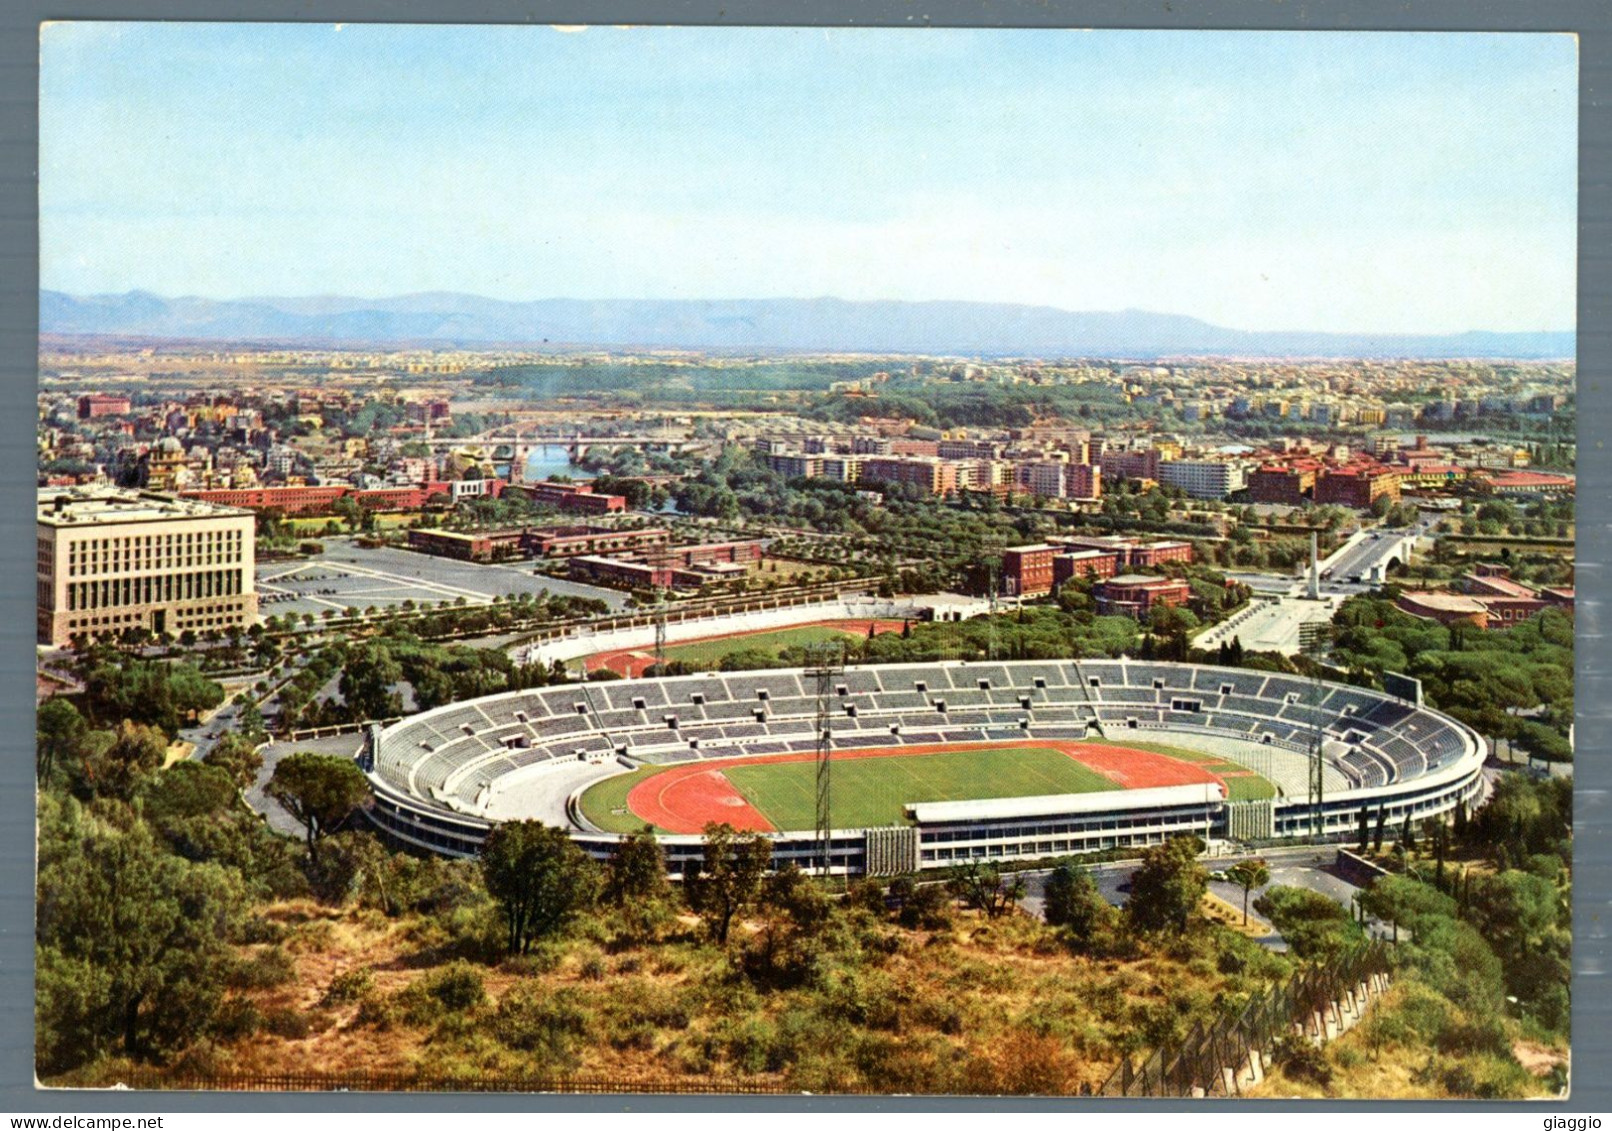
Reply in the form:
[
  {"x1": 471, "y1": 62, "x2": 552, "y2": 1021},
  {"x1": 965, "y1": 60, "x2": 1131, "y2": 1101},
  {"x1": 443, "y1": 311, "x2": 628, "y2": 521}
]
[
  {"x1": 653, "y1": 587, "x2": 669, "y2": 674},
  {"x1": 803, "y1": 639, "x2": 846, "y2": 878},
  {"x1": 1301, "y1": 626, "x2": 1335, "y2": 840},
  {"x1": 986, "y1": 542, "x2": 1003, "y2": 663}
]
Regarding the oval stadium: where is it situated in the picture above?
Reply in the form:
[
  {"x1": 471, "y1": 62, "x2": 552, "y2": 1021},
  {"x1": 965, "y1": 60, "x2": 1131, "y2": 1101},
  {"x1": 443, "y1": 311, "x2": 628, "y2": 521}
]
[{"x1": 359, "y1": 659, "x2": 1486, "y2": 876}]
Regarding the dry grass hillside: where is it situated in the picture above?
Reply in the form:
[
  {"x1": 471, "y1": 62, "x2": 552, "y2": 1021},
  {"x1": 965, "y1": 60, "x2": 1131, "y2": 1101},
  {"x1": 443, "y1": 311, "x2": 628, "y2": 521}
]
[{"x1": 61, "y1": 895, "x2": 1302, "y2": 1095}]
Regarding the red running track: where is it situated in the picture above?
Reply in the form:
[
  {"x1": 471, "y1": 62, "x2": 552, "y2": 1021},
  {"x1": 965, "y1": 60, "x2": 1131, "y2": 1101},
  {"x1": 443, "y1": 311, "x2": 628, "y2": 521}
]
[
  {"x1": 622, "y1": 740, "x2": 1227, "y2": 835},
  {"x1": 585, "y1": 619, "x2": 907, "y2": 679}
]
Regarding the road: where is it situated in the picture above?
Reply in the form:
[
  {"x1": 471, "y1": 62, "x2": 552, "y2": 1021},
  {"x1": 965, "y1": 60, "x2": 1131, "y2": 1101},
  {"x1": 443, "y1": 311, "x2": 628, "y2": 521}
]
[
  {"x1": 244, "y1": 733, "x2": 368, "y2": 837},
  {"x1": 256, "y1": 536, "x2": 630, "y2": 619},
  {"x1": 1197, "y1": 518, "x2": 1442, "y2": 656},
  {"x1": 1319, "y1": 523, "x2": 1423, "y2": 586},
  {"x1": 1014, "y1": 845, "x2": 1394, "y2": 946}
]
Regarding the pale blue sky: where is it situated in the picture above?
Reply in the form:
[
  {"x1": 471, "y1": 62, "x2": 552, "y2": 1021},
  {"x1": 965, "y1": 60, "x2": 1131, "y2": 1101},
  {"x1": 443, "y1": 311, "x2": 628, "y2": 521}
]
[{"x1": 40, "y1": 24, "x2": 1577, "y2": 333}]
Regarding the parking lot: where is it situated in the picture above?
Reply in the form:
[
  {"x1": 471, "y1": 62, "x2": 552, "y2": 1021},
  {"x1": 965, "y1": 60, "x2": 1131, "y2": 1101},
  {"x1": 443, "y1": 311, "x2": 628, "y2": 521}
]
[{"x1": 255, "y1": 538, "x2": 630, "y2": 619}]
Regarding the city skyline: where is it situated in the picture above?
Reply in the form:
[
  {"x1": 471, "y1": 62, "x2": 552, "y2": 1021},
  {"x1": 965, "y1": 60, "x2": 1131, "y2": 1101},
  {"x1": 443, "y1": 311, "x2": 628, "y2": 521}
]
[{"x1": 41, "y1": 24, "x2": 1576, "y2": 336}]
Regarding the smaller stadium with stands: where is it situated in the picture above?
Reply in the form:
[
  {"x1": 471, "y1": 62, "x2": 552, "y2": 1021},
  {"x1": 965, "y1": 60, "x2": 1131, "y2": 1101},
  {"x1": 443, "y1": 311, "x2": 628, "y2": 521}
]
[{"x1": 359, "y1": 657, "x2": 1487, "y2": 877}]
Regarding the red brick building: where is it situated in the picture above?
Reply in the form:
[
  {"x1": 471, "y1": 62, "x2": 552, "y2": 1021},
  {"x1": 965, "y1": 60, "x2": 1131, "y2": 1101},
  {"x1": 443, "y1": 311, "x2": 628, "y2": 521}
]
[
  {"x1": 406, "y1": 528, "x2": 528, "y2": 563},
  {"x1": 511, "y1": 480, "x2": 628, "y2": 514},
  {"x1": 1064, "y1": 463, "x2": 1102, "y2": 501},
  {"x1": 1052, "y1": 549, "x2": 1121, "y2": 587},
  {"x1": 78, "y1": 394, "x2": 132, "y2": 419},
  {"x1": 1468, "y1": 470, "x2": 1576, "y2": 498},
  {"x1": 1001, "y1": 544, "x2": 1056, "y2": 598},
  {"x1": 667, "y1": 540, "x2": 764, "y2": 568},
  {"x1": 1314, "y1": 465, "x2": 1400, "y2": 509},
  {"x1": 185, "y1": 483, "x2": 453, "y2": 515},
  {"x1": 1248, "y1": 462, "x2": 1319, "y2": 505},
  {"x1": 1396, "y1": 576, "x2": 1568, "y2": 630},
  {"x1": 1052, "y1": 536, "x2": 1193, "y2": 569},
  {"x1": 1395, "y1": 591, "x2": 1490, "y2": 628},
  {"x1": 1462, "y1": 565, "x2": 1537, "y2": 599},
  {"x1": 528, "y1": 526, "x2": 670, "y2": 559},
  {"x1": 1100, "y1": 450, "x2": 1161, "y2": 482},
  {"x1": 568, "y1": 555, "x2": 675, "y2": 589},
  {"x1": 1093, "y1": 575, "x2": 1193, "y2": 619}
]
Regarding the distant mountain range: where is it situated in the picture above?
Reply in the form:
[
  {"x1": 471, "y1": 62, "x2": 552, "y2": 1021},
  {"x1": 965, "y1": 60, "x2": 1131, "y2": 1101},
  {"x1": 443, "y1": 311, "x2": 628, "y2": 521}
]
[{"x1": 38, "y1": 290, "x2": 1576, "y2": 360}]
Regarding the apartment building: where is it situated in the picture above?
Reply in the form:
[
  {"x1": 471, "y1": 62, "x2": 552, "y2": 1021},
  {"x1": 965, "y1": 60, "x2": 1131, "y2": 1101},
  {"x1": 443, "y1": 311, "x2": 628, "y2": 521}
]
[
  {"x1": 860, "y1": 456, "x2": 958, "y2": 496},
  {"x1": 1157, "y1": 459, "x2": 1247, "y2": 500}
]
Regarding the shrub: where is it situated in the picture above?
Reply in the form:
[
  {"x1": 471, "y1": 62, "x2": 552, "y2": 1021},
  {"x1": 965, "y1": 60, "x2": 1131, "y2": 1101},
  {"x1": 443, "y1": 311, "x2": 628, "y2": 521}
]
[
  {"x1": 500, "y1": 946, "x2": 563, "y2": 977},
  {"x1": 844, "y1": 878, "x2": 887, "y2": 916},
  {"x1": 353, "y1": 994, "x2": 397, "y2": 1031},
  {"x1": 720, "y1": 1015, "x2": 776, "y2": 1074},
  {"x1": 1436, "y1": 1012, "x2": 1511, "y2": 1059},
  {"x1": 890, "y1": 878, "x2": 952, "y2": 930},
  {"x1": 1273, "y1": 1034, "x2": 1333, "y2": 1086},
  {"x1": 228, "y1": 946, "x2": 296, "y2": 990},
  {"x1": 260, "y1": 1006, "x2": 311, "y2": 1040},
  {"x1": 604, "y1": 981, "x2": 692, "y2": 1032},
  {"x1": 769, "y1": 1007, "x2": 836, "y2": 1068},
  {"x1": 491, "y1": 985, "x2": 588, "y2": 1071},
  {"x1": 238, "y1": 915, "x2": 288, "y2": 945},
  {"x1": 321, "y1": 966, "x2": 374, "y2": 1006},
  {"x1": 984, "y1": 1029, "x2": 1081, "y2": 1095},
  {"x1": 423, "y1": 961, "x2": 485, "y2": 1011},
  {"x1": 1440, "y1": 1062, "x2": 1478, "y2": 1096},
  {"x1": 211, "y1": 998, "x2": 262, "y2": 1041}
]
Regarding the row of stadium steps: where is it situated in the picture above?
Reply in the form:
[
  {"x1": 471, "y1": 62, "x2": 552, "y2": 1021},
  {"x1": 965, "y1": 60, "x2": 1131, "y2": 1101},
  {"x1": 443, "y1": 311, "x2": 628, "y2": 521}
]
[{"x1": 371, "y1": 659, "x2": 1468, "y2": 807}]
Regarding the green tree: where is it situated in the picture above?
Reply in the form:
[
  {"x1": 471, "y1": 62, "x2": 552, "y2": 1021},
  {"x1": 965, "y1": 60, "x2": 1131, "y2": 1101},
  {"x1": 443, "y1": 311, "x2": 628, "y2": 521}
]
[
  {"x1": 480, "y1": 820, "x2": 597, "y2": 955},
  {"x1": 206, "y1": 731, "x2": 264, "y2": 791},
  {"x1": 72, "y1": 720, "x2": 167, "y2": 802},
  {"x1": 264, "y1": 752, "x2": 371, "y2": 865},
  {"x1": 949, "y1": 860, "x2": 1027, "y2": 919},
  {"x1": 1126, "y1": 836, "x2": 1207, "y2": 933},
  {"x1": 36, "y1": 697, "x2": 87, "y2": 784},
  {"x1": 140, "y1": 760, "x2": 239, "y2": 826},
  {"x1": 686, "y1": 822, "x2": 772, "y2": 944},
  {"x1": 1255, "y1": 885, "x2": 1361, "y2": 960},
  {"x1": 36, "y1": 805, "x2": 245, "y2": 1071},
  {"x1": 338, "y1": 643, "x2": 404, "y2": 721},
  {"x1": 1041, "y1": 859, "x2": 1115, "y2": 945},
  {"x1": 332, "y1": 494, "x2": 363, "y2": 532},
  {"x1": 1225, "y1": 858, "x2": 1271, "y2": 926},
  {"x1": 601, "y1": 826, "x2": 673, "y2": 940},
  {"x1": 80, "y1": 660, "x2": 224, "y2": 737}
]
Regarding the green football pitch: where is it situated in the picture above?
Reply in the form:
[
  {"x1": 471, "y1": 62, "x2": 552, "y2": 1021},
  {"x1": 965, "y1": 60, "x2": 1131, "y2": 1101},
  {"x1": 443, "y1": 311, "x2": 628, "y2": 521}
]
[
  {"x1": 725, "y1": 745, "x2": 1122, "y2": 830},
  {"x1": 581, "y1": 744, "x2": 1125, "y2": 834},
  {"x1": 655, "y1": 624, "x2": 869, "y2": 667}
]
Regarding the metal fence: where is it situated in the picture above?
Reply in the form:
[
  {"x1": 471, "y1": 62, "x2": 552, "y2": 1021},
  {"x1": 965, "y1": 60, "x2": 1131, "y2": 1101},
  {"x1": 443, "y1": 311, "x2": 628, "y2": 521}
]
[
  {"x1": 1098, "y1": 941, "x2": 1390, "y2": 1098},
  {"x1": 92, "y1": 1069, "x2": 799, "y2": 1095}
]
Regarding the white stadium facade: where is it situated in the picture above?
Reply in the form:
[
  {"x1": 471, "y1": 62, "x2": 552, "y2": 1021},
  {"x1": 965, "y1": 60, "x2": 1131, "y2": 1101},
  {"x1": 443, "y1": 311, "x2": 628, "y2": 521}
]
[{"x1": 359, "y1": 658, "x2": 1486, "y2": 877}]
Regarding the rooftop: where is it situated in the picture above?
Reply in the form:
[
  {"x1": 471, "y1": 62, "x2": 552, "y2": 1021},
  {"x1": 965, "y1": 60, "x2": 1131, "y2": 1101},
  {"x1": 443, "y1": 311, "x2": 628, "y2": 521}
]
[
  {"x1": 1477, "y1": 471, "x2": 1575, "y2": 487},
  {"x1": 907, "y1": 782, "x2": 1224, "y2": 823},
  {"x1": 1103, "y1": 573, "x2": 1187, "y2": 587},
  {"x1": 37, "y1": 486, "x2": 253, "y2": 527},
  {"x1": 1397, "y1": 591, "x2": 1488, "y2": 614}
]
